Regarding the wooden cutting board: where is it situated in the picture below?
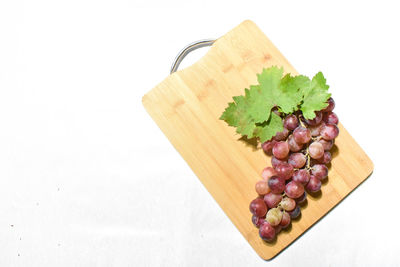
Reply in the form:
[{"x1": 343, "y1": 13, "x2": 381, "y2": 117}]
[{"x1": 142, "y1": 20, "x2": 373, "y2": 260}]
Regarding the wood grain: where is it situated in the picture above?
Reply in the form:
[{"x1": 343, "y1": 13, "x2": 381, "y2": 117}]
[{"x1": 142, "y1": 20, "x2": 373, "y2": 260}]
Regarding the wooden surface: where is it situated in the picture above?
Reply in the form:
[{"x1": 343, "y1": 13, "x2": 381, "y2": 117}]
[{"x1": 142, "y1": 20, "x2": 373, "y2": 260}]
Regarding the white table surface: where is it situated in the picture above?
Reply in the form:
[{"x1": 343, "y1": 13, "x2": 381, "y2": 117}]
[{"x1": 0, "y1": 0, "x2": 398, "y2": 266}]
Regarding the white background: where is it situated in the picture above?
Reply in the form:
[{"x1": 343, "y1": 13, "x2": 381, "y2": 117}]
[{"x1": 0, "y1": 0, "x2": 398, "y2": 266}]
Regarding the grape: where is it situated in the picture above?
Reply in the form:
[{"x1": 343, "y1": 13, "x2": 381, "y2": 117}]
[
  {"x1": 305, "y1": 111, "x2": 323, "y2": 126},
  {"x1": 252, "y1": 215, "x2": 266, "y2": 228},
  {"x1": 311, "y1": 164, "x2": 328, "y2": 180},
  {"x1": 280, "y1": 212, "x2": 291, "y2": 228},
  {"x1": 264, "y1": 192, "x2": 283, "y2": 208},
  {"x1": 285, "y1": 181, "x2": 305, "y2": 199},
  {"x1": 274, "y1": 127, "x2": 290, "y2": 141},
  {"x1": 295, "y1": 192, "x2": 307, "y2": 204},
  {"x1": 293, "y1": 126, "x2": 311, "y2": 144},
  {"x1": 253, "y1": 95, "x2": 340, "y2": 243},
  {"x1": 288, "y1": 205, "x2": 301, "y2": 219},
  {"x1": 268, "y1": 176, "x2": 286, "y2": 194},
  {"x1": 309, "y1": 122, "x2": 325, "y2": 137},
  {"x1": 322, "y1": 97, "x2": 335, "y2": 112},
  {"x1": 288, "y1": 153, "x2": 306, "y2": 168},
  {"x1": 266, "y1": 208, "x2": 283, "y2": 226},
  {"x1": 261, "y1": 167, "x2": 277, "y2": 180},
  {"x1": 284, "y1": 115, "x2": 299, "y2": 130},
  {"x1": 262, "y1": 140, "x2": 277, "y2": 154},
  {"x1": 255, "y1": 180, "x2": 270, "y2": 195},
  {"x1": 249, "y1": 198, "x2": 268, "y2": 217},
  {"x1": 275, "y1": 163, "x2": 294, "y2": 180},
  {"x1": 318, "y1": 139, "x2": 333, "y2": 151},
  {"x1": 323, "y1": 112, "x2": 339, "y2": 125},
  {"x1": 280, "y1": 197, "x2": 296, "y2": 211},
  {"x1": 259, "y1": 222, "x2": 276, "y2": 242},
  {"x1": 320, "y1": 123, "x2": 339, "y2": 140},
  {"x1": 309, "y1": 142, "x2": 324, "y2": 159},
  {"x1": 292, "y1": 169, "x2": 310, "y2": 185},
  {"x1": 306, "y1": 176, "x2": 322, "y2": 192},
  {"x1": 275, "y1": 225, "x2": 282, "y2": 234},
  {"x1": 316, "y1": 151, "x2": 332, "y2": 164},
  {"x1": 271, "y1": 156, "x2": 287, "y2": 168},
  {"x1": 272, "y1": 141, "x2": 290, "y2": 159},
  {"x1": 288, "y1": 135, "x2": 303, "y2": 152}
]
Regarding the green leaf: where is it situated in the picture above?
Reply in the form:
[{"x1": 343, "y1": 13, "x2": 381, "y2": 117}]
[
  {"x1": 257, "y1": 68, "x2": 308, "y2": 115},
  {"x1": 219, "y1": 93, "x2": 257, "y2": 138},
  {"x1": 219, "y1": 66, "x2": 333, "y2": 142},
  {"x1": 219, "y1": 66, "x2": 284, "y2": 138},
  {"x1": 254, "y1": 112, "x2": 284, "y2": 142},
  {"x1": 249, "y1": 66, "x2": 283, "y2": 123},
  {"x1": 300, "y1": 72, "x2": 331, "y2": 119},
  {"x1": 278, "y1": 74, "x2": 309, "y2": 114},
  {"x1": 245, "y1": 85, "x2": 274, "y2": 124}
]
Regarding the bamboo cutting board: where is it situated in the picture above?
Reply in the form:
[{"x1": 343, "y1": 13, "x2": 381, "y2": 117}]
[{"x1": 142, "y1": 20, "x2": 373, "y2": 260}]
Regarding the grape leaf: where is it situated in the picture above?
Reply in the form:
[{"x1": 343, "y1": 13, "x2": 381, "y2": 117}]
[
  {"x1": 219, "y1": 92, "x2": 257, "y2": 138},
  {"x1": 254, "y1": 112, "x2": 284, "y2": 142},
  {"x1": 220, "y1": 66, "x2": 332, "y2": 142},
  {"x1": 219, "y1": 67, "x2": 284, "y2": 137},
  {"x1": 300, "y1": 72, "x2": 331, "y2": 119},
  {"x1": 278, "y1": 74, "x2": 309, "y2": 114},
  {"x1": 248, "y1": 67, "x2": 282, "y2": 123}
]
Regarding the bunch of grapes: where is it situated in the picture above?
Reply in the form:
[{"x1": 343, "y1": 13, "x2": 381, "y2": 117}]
[{"x1": 249, "y1": 98, "x2": 339, "y2": 242}]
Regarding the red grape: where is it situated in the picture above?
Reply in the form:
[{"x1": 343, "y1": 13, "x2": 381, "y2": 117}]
[
  {"x1": 292, "y1": 169, "x2": 310, "y2": 185},
  {"x1": 293, "y1": 126, "x2": 311, "y2": 144},
  {"x1": 295, "y1": 192, "x2": 307, "y2": 204},
  {"x1": 306, "y1": 176, "x2": 322, "y2": 192},
  {"x1": 283, "y1": 115, "x2": 299, "y2": 130},
  {"x1": 320, "y1": 123, "x2": 339, "y2": 140},
  {"x1": 318, "y1": 139, "x2": 333, "y2": 151},
  {"x1": 316, "y1": 151, "x2": 332, "y2": 164},
  {"x1": 262, "y1": 139, "x2": 277, "y2": 154},
  {"x1": 285, "y1": 181, "x2": 304, "y2": 199},
  {"x1": 249, "y1": 198, "x2": 268, "y2": 217},
  {"x1": 288, "y1": 205, "x2": 301, "y2": 219},
  {"x1": 275, "y1": 163, "x2": 294, "y2": 180},
  {"x1": 255, "y1": 180, "x2": 270, "y2": 195},
  {"x1": 274, "y1": 127, "x2": 289, "y2": 141},
  {"x1": 268, "y1": 176, "x2": 286, "y2": 194},
  {"x1": 271, "y1": 156, "x2": 288, "y2": 168},
  {"x1": 272, "y1": 141, "x2": 290, "y2": 159},
  {"x1": 264, "y1": 192, "x2": 282, "y2": 208},
  {"x1": 252, "y1": 215, "x2": 266, "y2": 228},
  {"x1": 311, "y1": 164, "x2": 328, "y2": 180},
  {"x1": 323, "y1": 112, "x2": 339, "y2": 125},
  {"x1": 288, "y1": 135, "x2": 303, "y2": 152},
  {"x1": 288, "y1": 153, "x2": 306, "y2": 168},
  {"x1": 322, "y1": 97, "x2": 335, "y2": 112},
  {"x1": 259, "y1": 222, "x2": 276, "y2": 242},
  {"x1": 309, "y1": 122, "x2": 325, "y2": 137},
  {"x1": 280, "y1": 212, "x2": 291, "y2": 228},
  {"x1": 309, "y1": 141, "x2": 324, "y2": 159}
]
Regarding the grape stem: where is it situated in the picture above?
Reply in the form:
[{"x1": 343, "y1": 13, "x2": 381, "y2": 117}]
[
  {"x1": 306, "y1": 147, "x2": 311, "y2": 170},
  {"x1": 296, "y1": 114, "x2": 312, "y2": 170},
  {"x1": 311, "y1": 136, "x2": 322, "y2": 141},
  {"x1": 298, "y1": 115, "x2": 306, "y2": 128}
]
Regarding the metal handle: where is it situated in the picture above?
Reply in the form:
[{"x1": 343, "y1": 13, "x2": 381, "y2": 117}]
[{"x1": 170, "y1": 39, "x2": 215, "y2": 74}]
